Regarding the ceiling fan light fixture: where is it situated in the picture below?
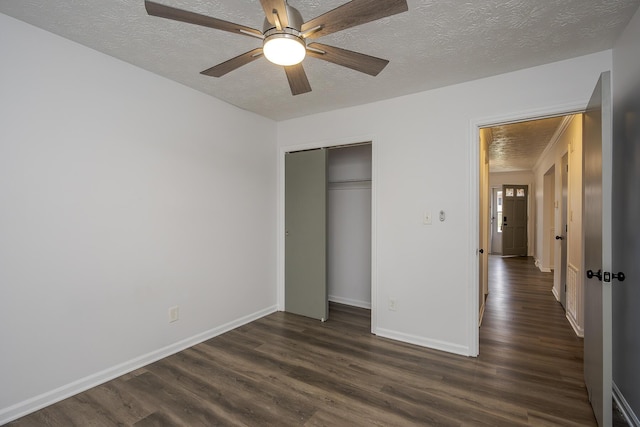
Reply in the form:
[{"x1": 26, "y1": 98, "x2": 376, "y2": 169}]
[
  {"x1": 263, "y1": 32, "x2": 306, "y2": 66},
  {"x1": 144, "y1": 0, "x2": 409, "y2": 95}
]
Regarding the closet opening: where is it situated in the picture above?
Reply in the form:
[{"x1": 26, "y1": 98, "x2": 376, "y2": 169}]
[{"x1": 327, "y1": 143, "x2": 372, "y2": 312}]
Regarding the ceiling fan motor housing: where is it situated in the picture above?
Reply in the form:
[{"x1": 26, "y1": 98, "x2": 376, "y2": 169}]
[
  {"x1": 262, "y1": 3, "x2": 305, "y2": 49},
  {"x1": 263, "y1": 4, "x2": 304, "y2": 32}
]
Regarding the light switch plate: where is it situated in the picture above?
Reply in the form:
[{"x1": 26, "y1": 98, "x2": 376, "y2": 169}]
[{"x1": 423, "y1": 211, "x2": 432, "y2": 225}]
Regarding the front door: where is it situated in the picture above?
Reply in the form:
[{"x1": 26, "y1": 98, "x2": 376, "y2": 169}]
[
  {"x1": 501, "y1": 185, "x2": 528, "y2": 256},
  {"x1": 285, "y1": 149, "x2": 328, "y2": 321},
  {"x1": 583, "y1": 72, "x2": 613, "y2": 427}
]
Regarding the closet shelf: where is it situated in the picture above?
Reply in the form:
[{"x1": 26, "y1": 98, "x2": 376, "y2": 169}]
[
  {"x1": 328, "y1": 178, "x2": 372, "y2": 184},
  {"x1": 328, "y1": 179, "x2": 372, "y2": 190}
]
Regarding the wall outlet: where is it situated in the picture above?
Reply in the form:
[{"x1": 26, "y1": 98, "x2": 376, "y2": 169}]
[
  {"x1": 168, "y1": 306, "x2": 179, "y2": 323},
  {"x1": 388, "y1": 298, "x2": 397, "y2": 311}
]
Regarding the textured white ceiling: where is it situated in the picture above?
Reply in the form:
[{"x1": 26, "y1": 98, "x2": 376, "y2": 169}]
[
  {"x1": 1, "y1": 0, "x2": 639, "y2": 120},
  {"x1": 487, "y1": 116, "x2": 566, "y2": 173}
]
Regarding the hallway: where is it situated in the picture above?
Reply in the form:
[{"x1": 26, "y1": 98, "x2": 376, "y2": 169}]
[{"x1": 480, "y1": 255, "x2": 596, "y2": 425}]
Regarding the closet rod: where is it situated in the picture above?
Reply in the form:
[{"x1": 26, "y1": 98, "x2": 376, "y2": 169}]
[{"x1": 328, "y1": 178, "x2": 372, "y2": 184}]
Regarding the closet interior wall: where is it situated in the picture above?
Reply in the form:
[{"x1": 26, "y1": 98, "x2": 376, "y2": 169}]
[{"x1": 327, "y1": 144, "x2": 372, "y2": 309}]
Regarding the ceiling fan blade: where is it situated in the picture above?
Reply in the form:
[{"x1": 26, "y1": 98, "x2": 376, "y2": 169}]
[
  {"x1": 200, "y1": 48, "x2": 264, "y2": 77},
  {"x1": 302, "y1": 0, "x2": 408, "y2": 39},
  {"x1": 284, "y1": 64, "x2": 312, "y2": 96},
  {"x1": 145, "y1": 1, "x2": 263, "y2": 39},
  {"x1": 307, "y1": 43, "x2": 389, "y2": 76},
  {"x1": 259, "y1": 0, "x2": 289, "y2": 28}
]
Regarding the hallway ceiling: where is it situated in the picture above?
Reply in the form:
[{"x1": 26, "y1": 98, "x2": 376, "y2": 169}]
[
  {"x1": 488, "y1": 116, "x2": 567, "y2": 173},
  {"x1": 1, "y1": 1, "x2": 639, "y2": 121}
]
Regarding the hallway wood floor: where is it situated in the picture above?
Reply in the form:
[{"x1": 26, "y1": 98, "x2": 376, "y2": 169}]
[{"x1": 10, "y1": 256, "x2": 596, "y2": 426}]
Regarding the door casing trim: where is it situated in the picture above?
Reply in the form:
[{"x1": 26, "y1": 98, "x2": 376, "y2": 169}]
[{"x1": 468, "y1": 101, "x2": 588, "y2": 356}]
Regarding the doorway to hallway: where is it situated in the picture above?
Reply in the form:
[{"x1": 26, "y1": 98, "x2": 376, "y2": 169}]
[{"x1": 478, "y1": 113, "x2": 582, "y2": 331}]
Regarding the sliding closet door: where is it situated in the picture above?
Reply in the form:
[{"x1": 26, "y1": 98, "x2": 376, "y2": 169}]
[{"x1": 285, "y1": 149, "x2": 328, "y2": 321}]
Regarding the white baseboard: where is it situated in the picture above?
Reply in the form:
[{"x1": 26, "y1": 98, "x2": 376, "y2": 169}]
[
  {"x1": 566, "y1": 312, "x2": 584, "y2": 337},
  {"x1": 375, "y1": 328, "x2": 470, "y2": 357},
  {"x1": 532, "y1": 258, "x2": 551, "y2": 272},
  {"x1": 551, "y1": 287, "x2": 561, "y2": 302},
  {"x1": 0, "y1": 305, "x2": 278, "y2": 425},
  {"x1": 614, "y1": 382, "x2": 640, "y2": 427},
  {"x1": 328, "y1": 295, "x2": 371, "y2": 309}
]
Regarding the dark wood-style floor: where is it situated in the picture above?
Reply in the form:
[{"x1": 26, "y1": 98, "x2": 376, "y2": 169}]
[{"x1": 10, "y1": 256, "x2": 597, "y2": 426}]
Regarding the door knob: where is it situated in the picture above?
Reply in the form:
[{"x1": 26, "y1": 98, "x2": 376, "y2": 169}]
[
  {"x1": 555, "y1": 235, "x2": 564, "y2": 240},
  {"x1": 612, "y1": 272, "x2": 626, "y2": 282},
  {"x1": 612, "y1": 272, "x2": 626, "y2": 281},
  {"x1": 479, "y1": 249, "x2": 484, "y2": 254},
  {"x1": 586, "y1": 269, "x2": 602, "y2": 281}
]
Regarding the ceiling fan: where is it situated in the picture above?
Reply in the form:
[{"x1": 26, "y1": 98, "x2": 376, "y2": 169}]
[{"x1": 144, "y1": 0, "x2": 408, "y2": 95}]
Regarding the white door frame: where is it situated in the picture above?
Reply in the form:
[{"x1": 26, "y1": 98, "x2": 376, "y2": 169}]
[
  {"x1": 277, "y1": 135, "x2": 378, "y2": 333},
  {"x1": 489, "y1": 186, "x2": 499, "y2": 254},
  {"x1": 468, "y1": 101, "x2": 587, "y2": 356}
]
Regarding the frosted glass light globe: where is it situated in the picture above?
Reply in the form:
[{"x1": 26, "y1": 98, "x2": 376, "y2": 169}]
[{"x1": 263, "y1": 34, "x2": 306, "y2": 66}]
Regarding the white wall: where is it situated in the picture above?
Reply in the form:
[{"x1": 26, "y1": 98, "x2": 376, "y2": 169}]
[
  {"x1": 612, "y1": 5, "x2": 640, "y2": 423},
  {"x1": 533, "y1": 114, "x2": 584, "y2": 330},
  {"x1": 0, "y1": 14, "x2": 277, "y2": 423},
  {"x1": 542, "y1": 167, "x2": 556, "y2": 270},
  {"x1": 534, "y1": 169, "x2": 551, "y2": 269},
  {"x1": 328, "y1": 144, "x2": 373, "y2": 182},
  {"x1": 277, "y1": 50, "x2": 612, "y2": 356},
  {"x1": 489, "y1": 171, "x2": 534, "y2": 187},
  {"x1": 565, "y1": 117, "x2": 584, "y2": 335},
  {"x1": 533, "y1": 124, "x2": 566, "y2": 271},
  {"x1": 327, "y1": 145, "x2": 372, "y2": 309},
  {"x1": 530, "y1": 115, "x2": 583, "y2": 333}
]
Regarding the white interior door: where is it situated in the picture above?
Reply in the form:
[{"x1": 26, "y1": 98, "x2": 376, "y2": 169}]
[{"x1": 583, "y1": 71, "x2": 613, "y2": 427}]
